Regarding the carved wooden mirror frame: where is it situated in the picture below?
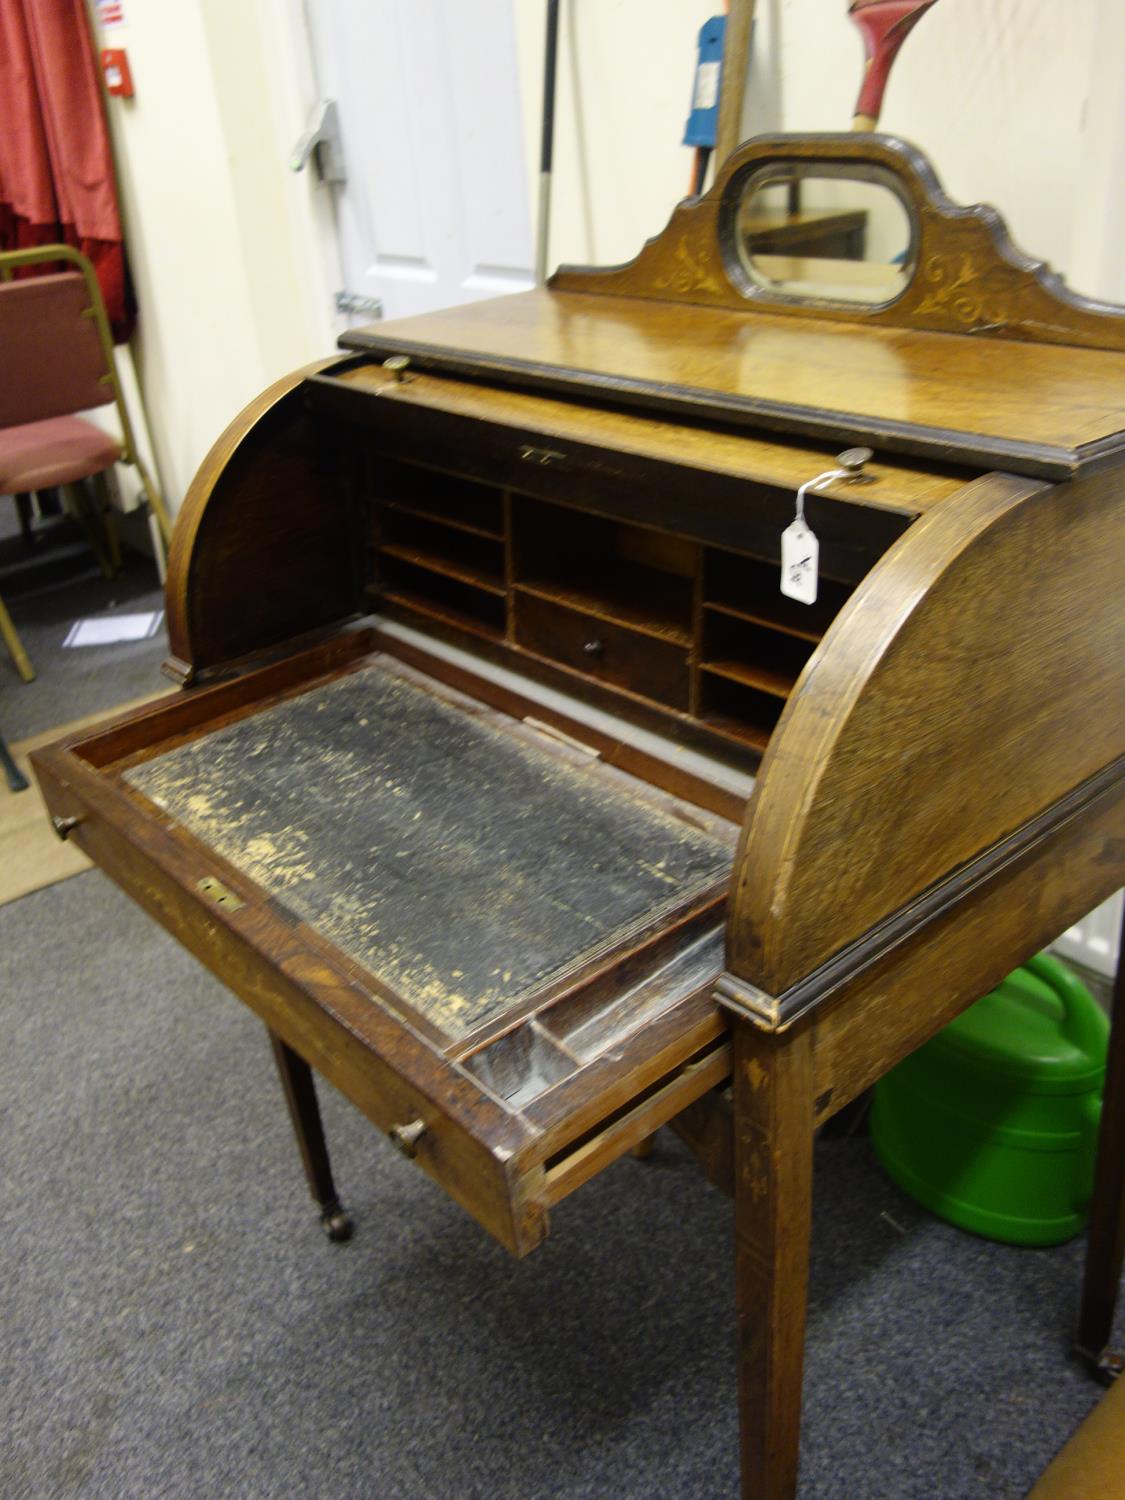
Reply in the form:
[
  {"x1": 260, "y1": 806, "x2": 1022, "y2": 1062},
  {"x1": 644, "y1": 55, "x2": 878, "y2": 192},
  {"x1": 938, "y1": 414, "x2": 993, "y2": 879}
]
[{"x1": 553, "y1": 133, "x2": 1125, "y2": 354}]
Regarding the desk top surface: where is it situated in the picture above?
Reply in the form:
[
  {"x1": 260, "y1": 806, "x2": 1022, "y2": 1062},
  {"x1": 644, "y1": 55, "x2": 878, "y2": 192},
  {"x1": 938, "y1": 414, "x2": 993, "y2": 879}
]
[{"x1": 342, "y1": 289, "x2": 1125, "y2": 477}]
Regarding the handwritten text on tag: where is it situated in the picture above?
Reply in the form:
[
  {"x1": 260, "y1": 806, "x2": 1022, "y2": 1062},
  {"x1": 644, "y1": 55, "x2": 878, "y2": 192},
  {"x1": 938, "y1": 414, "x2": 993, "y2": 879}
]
[{"x1": 781, "y1": 520, "x2": 819, "y2": 604}]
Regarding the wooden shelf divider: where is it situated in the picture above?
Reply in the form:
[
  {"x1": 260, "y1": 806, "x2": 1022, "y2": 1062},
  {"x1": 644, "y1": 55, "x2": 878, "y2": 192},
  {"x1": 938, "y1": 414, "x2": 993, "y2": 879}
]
[
  {"x1": 381, "y1": 498, "x2": 504, "y2": 542},
  {"x1": 367, "y1": 463, "x2": 864, "y2": 762},
  {"x1": 379, "y1": 541, "x2": 506, "y2": 596},
  {"x1": 515, "y1": 578, "x2": 693, "y2": 647},
  {"x1": 379, "y1": 586, "x2": 505, "y2": 642},
  {"x1": 700, "y1": 658, "x2": 799, "y2": 700},
  {"x1": 701, "y1": 597, "x2": 822, "y2": 645}
]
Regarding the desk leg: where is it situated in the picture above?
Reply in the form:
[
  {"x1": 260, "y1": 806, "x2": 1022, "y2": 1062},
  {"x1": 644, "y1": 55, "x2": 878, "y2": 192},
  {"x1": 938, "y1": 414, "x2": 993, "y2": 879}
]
[
  {"x1": 1077, "y1": 907, "x2": 1125, "y2": 1381},
  {"x1": 733, "y1": 1017, "x2": 814, "y2": 1499},
  {"x1": 268, "y1": 1030, "x2": 354, "y2": 1243}
]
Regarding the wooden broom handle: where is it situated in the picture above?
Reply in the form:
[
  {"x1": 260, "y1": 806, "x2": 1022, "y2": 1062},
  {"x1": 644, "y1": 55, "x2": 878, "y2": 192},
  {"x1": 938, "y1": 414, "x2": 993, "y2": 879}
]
[{"x1": 715, "y1": 0, "x2": 756, "y2": 165}]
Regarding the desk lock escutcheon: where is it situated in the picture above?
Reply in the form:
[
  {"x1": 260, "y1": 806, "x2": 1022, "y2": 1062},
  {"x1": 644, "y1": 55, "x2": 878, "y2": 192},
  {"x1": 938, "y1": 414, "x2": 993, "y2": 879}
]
[
  {"x1": 519, "y1": 444, "x2": 569, "y2": 468},
  {"x1": 197, "y1": 875, "x2": 245, "y2": 911}
]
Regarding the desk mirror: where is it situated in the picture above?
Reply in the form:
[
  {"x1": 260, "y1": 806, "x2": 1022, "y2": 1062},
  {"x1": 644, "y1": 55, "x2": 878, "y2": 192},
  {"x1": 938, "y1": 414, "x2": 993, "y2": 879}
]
[{"x1": 734, "y1": 162, "x2": 915, "y2": 307}]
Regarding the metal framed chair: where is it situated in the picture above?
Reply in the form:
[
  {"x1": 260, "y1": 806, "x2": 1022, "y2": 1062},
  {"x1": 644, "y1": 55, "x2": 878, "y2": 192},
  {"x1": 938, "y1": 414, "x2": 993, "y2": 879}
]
[{"x1": 0, "y1": 244, "x2": 172, "y2": 683}]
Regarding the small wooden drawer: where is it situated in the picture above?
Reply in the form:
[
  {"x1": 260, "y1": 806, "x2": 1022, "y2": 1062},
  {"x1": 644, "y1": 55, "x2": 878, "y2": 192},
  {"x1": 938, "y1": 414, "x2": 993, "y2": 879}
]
[{"x1": 515, "y1": 590, "x2": 691, "y2": 710}]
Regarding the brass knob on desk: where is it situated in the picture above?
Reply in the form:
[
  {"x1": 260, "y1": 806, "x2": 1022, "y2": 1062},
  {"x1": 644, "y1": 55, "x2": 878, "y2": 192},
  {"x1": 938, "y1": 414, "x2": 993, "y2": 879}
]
[
  {"x1": 383, "y1": 355, "x2": 412, "y2": 383},
  {"x1": 389, "y1": 1118, "x2": 427, "y2": 1158},
  {"x1": 583, "y1": 638, "x2": 605, "y2": 657},
  {"x1": 836, "y1": 446, "x2": 874, "y2": 479},
  {"x1": 51, "y1": 814, "x2": 83, "y2": 841}
]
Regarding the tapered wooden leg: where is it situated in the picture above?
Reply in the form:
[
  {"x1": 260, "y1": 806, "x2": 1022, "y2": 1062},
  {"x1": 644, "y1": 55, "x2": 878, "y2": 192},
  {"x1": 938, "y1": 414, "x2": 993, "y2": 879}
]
[
  {"x1": 1076, "y1": 906, "x2": 1125, "y2": 1381},
  {"x1": 733, "y1": 1017, "x2": 815, "y2": 1499},
  {"x1": 268, "y1": 1029, "x2": 354, "y2": 1242}
]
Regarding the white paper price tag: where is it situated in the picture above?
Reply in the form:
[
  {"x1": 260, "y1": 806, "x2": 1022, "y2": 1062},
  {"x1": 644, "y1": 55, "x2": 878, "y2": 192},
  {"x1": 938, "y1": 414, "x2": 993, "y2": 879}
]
[{"x1": 780, "y1": 520, "x2": 819, "y2": 604}]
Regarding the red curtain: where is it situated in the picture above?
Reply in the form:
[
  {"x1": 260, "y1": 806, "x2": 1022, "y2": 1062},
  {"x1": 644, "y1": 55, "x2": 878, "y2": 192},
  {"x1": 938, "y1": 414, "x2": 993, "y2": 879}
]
[{"x1": 0, "y1": 0, "x2": 133, "y2": 340}]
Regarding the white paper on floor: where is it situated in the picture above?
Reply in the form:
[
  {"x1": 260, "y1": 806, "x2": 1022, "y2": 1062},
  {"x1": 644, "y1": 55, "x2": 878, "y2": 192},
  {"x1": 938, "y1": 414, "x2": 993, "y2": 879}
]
[{"x1": 63, "y1": 611, "x2": 164, "y2": 648}]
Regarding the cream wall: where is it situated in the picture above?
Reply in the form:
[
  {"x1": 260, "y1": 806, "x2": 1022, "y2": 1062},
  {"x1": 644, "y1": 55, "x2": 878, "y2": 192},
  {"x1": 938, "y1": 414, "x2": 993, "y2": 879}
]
[
  {"x1": 514, "y1": 0, "x2": 717, "y2": 270},
  {"x1": 95, "y1": 0, "x2": 1125, "y2": 509},
  {"x1": 98, "y1": 0, "x2": 729, "y2": 511},
  {"x1": 88, "y1": 0, "x2": 340, "y2": 513},
  {"x1": 751, "y1": 0, "x2": 1117, "y2": 299},
  {"x1": 516, "y1": 0, "x2": 1124, "y2": 302}
]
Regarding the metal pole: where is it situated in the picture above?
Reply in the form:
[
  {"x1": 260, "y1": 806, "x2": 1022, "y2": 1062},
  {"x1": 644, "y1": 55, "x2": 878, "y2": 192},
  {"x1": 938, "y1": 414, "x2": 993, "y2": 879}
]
[
  {"x1": 534, "y1": 0, "x2": 561, "y2": 285},
  {"x1": 0, "y1": 732, "x2": 29, "y2": 793}
]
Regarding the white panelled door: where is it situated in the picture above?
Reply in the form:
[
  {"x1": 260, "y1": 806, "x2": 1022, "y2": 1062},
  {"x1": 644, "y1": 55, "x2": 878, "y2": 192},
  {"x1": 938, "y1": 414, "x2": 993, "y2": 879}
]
[{"x1": 306, "y1": 0, "x2": 535, "y2": 322}]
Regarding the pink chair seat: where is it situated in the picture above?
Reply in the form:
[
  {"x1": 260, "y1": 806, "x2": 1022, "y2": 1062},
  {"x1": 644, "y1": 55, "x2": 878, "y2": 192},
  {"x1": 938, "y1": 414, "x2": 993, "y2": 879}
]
[{"x1": 0, "y1": 415, "x2": 122, "y2": 493}]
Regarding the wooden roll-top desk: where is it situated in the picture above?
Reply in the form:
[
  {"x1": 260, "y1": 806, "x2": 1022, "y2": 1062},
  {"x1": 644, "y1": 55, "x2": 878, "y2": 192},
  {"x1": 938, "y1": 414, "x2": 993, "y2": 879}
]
[{"x1": 33, "y1": 136, "x2": 1125, "y2": 1497}]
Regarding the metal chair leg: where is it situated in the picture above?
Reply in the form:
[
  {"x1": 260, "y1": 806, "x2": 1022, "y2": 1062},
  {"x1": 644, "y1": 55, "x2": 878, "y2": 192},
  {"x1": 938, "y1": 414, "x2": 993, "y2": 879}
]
[
  {"x1": 134, "y1": 458, "x2": 173, "y2": 549},
  {"x1": 0, "y1": 591, "x2": 34, "y2": 682},
  {"x1": 62, "y1": 482, "x2": 116, "y2": 579},
  {"x1": 14, "y1": 494, "x2": 34, "y2": 547},
  {"x1": 0, "y1": 731, "x2": 29, "y2": 792},
  {"x1": 91, "y1": 470, "x2": 122, "y2": 572}
]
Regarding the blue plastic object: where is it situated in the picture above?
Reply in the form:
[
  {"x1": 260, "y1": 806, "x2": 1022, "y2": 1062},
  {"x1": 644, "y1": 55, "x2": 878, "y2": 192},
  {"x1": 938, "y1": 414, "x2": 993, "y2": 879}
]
[{"x1": 683, "y1": 16, "x2": 726, "y2": 149}]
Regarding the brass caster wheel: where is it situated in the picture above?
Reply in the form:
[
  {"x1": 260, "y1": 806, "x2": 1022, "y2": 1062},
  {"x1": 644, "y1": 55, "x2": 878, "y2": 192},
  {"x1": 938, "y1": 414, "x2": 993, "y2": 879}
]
[{"x1": 319, "y1": 1203, "x2": 355, "y2": 1243}]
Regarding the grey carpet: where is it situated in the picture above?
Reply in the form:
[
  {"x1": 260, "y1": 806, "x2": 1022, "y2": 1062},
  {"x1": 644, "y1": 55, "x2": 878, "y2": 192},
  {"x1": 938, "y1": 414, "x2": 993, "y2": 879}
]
[
  {"x1": 1, "y1": 872, "x2": 1120, "y2": 1500},
  {"x1": 0, "y1": 510, "x2": 167, "y2": 739}
]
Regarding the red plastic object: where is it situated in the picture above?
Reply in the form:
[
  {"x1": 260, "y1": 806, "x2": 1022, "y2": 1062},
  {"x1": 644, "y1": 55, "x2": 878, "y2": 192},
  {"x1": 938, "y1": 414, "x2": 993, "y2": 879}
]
[{"x1": 848, "y1": 0, "x2": 938, "y2": 125}]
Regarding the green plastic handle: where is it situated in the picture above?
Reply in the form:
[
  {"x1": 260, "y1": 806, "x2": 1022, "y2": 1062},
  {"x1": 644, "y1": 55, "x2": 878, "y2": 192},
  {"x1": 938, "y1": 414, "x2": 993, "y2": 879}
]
[{"x1": 1022, "y1": 952, "x2": 1106, "y2": 1063}]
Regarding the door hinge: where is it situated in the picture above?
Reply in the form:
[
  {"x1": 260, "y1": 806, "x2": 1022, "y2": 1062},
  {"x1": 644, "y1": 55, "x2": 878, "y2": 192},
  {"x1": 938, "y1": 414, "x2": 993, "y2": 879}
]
[{"x1": 335, "y1": 290, "x2": 384, "y2": 320}]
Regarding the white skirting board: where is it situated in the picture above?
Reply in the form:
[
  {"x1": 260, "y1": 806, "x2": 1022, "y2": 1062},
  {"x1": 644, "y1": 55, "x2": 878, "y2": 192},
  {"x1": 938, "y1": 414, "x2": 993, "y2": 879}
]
[{"x1": 1052, "y1": 891, "x2": 1123, "y2": 979}]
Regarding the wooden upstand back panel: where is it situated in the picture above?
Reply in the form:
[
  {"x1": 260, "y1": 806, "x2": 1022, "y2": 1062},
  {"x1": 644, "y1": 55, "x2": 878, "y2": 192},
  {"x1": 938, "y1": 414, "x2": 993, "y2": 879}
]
[{"x1": 31, "y1": 134, "x2": 1125, "y2": 1497}]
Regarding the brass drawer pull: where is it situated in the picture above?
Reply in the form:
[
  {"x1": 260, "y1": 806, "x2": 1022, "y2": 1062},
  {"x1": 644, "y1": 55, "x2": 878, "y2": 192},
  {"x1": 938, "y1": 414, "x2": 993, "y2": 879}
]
[
  {"x1": 51, "y1": 814, "x2": 84, "y2": 841},
  {"x1": 583, "y1": 638, "x2": 605, "y2": 657},
  {"x1": 389, "y1": 1118, "x2": 427, "y2": 1158}
]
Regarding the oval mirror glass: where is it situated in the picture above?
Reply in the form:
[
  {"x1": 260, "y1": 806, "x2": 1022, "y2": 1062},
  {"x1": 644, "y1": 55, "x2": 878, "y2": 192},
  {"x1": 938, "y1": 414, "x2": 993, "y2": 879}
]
[{"x1": 734, "y1": 166, "x2": 915, "y2": 306}]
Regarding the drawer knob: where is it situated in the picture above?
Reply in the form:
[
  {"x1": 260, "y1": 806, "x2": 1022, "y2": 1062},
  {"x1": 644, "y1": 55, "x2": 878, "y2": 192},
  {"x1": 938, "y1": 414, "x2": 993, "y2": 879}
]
[
  {"x1": 52, "y1": 814, "x2": 83, "y2": 841},
  {"x1": 389, "y1": 1118, "x2": 427, "y2": 1158},
  {"x1": 583, "y1": 638, "x2": 605, "y2": 657},
  {"x1": 383, "y1": 354, "x2": 412, "y2": 383},
  {"x1": 836, "y1": 445, "x2": 874, "y2": 479}
]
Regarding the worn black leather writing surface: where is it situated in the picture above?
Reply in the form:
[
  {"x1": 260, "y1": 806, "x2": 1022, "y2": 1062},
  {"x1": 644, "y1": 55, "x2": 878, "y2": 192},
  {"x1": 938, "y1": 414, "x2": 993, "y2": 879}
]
[{"x1": 127, "y1": 658, "x2": 731, "y2": 1041}]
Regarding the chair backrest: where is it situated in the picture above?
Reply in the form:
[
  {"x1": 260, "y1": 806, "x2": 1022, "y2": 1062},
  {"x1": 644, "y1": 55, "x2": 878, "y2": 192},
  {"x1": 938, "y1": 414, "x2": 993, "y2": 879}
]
[{"x1": 0, "y1": 270, "x2": 114, "y2": 429}]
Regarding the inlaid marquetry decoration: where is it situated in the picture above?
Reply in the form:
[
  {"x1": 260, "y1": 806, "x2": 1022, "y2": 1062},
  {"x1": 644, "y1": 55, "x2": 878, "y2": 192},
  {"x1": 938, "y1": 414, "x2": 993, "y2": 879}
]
[{"x1": 552, "y1": 133, "x2": 1125, "y2": 354}]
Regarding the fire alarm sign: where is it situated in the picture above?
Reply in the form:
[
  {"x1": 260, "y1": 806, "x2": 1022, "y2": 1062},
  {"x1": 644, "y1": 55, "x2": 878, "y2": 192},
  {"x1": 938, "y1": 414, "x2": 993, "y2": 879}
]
[{"x1": 101, "y1": 49, "x2": 134, "y2": 98}]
